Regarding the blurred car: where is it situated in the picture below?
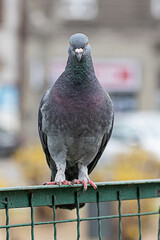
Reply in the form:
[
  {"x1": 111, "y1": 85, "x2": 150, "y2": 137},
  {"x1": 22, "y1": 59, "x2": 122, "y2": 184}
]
[
  {"x1": 0, "y1": 128, "x2": 21, "y2": 157},
  {"x1": 100, "y1": 111, "x2": 160, "y2": 164}
]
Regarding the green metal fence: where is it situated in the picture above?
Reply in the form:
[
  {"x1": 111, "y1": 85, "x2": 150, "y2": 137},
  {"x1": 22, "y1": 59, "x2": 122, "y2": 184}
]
[{"x1": 0, "y1": 179, "x2": 159, "y2": 240}]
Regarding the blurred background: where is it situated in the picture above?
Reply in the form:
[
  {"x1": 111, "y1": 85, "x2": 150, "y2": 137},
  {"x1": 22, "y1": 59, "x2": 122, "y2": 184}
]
[{"x1": 0, "y1": 0, "x2": 160, "y2": 239}]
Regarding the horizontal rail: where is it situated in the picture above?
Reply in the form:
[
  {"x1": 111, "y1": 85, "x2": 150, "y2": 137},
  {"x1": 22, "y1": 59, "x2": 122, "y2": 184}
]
[
  {"x1": 0, "y1": 179, "x2": 160, "y2": 209},
  {"x1": 0, "y1": 179, "x2": 159, "y2": 209},
  {"x1": 0, "y1": 210, "x2": 159, "y2": 229}
]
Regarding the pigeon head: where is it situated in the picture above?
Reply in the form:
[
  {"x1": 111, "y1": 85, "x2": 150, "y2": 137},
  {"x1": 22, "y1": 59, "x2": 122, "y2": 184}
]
[{"x1": 68, "y1": 33, "x2": 91, "y2": 62}]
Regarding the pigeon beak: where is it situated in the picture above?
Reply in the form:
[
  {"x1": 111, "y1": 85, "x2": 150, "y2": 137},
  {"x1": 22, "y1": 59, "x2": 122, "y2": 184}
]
[{"x1": 75, "y1": 48, "x2": 83, "y2": 62}]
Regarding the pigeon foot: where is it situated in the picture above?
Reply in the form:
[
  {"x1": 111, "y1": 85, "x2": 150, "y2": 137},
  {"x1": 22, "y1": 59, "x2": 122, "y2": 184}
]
[
  {"x1": 72, "y1": 179, "x2": 97, "y2": 191},
  {"x1": 44, "y1": 180, "x2": 72, "y2": 186}
]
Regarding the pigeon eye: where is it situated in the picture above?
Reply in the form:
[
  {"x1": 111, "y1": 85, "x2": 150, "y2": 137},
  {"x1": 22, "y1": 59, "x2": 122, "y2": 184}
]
[
  {"x1": 86, "y1": 42, "x2": 88, "y2": 46},
  {"x1": 69, "y1": 42, "x2": 73, "y2": 47}
]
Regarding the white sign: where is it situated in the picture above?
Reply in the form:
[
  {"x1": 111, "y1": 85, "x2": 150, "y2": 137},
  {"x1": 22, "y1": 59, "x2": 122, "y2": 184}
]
[
  {"x1": 151, "y1": 0, "x2": 160, "y2": 19},
  {"x1": 94, "y1": 59, "x2": 141, "y2": 92},
  {"x1": 49, "y1": 58, "x2": 141, "y2": 92},
  {"x1": 59, "y1": 0, "x2": 98, "y2": 20}
]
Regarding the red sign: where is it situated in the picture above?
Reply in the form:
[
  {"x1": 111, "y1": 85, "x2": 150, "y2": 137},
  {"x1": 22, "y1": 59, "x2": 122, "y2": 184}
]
[{"x1": 50, "y1": 58, "x2": 141, "y2": 92}]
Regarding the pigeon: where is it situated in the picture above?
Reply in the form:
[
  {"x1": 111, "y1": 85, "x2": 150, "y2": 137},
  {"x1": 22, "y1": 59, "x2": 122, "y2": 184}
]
[{"x1": 38, "y1": 33, "x2": 114, "y2": 200}]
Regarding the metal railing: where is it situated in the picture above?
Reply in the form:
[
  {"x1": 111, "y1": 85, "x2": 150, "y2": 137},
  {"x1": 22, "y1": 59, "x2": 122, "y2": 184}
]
[{"x1": 0, "y1": 179, "x2": 159, "y2": 240}]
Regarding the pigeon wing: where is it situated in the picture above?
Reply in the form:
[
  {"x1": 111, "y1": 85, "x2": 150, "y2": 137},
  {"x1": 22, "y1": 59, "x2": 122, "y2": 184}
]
[
  {"x1": 38, "y1": 101, "x2": 51, "y2": 168},
  {"x1": 38, "y1": 91, "x2": 57, "y2": 181},
  {"x1": 88, "y1": 115, "x2": 114, "y2": 174}
]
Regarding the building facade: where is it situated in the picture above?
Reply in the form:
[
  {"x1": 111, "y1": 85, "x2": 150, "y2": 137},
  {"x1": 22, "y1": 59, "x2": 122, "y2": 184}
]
[{"x1": 1, "y1": 0, "x2": 160, "y2": 139}]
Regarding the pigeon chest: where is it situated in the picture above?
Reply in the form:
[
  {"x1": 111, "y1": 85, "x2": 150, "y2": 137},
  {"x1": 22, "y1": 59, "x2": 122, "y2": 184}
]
[{"x1": 50, "y1": 93, "x2": 108, "y2": 133}]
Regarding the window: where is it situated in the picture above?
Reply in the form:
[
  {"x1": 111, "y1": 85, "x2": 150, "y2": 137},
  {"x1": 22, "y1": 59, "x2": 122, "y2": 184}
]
[
  {"x1": 59, "y1": 0, "x2": 98, "y2": 21},
  {"x1": 0, "y1": 0, "x2": 2, "y2": 24},
  {"x1": 151, "y1": 0, "x2": 160, "y2": 19}
]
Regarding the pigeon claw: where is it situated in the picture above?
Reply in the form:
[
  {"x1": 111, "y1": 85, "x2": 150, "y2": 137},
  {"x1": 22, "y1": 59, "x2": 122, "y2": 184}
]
[
  {"x1": 44, "y1": 181, "x2": 57, "y2": 185},
  {"x1": 44, "y1": 180, "x2": 72, "y2": 186},
  {"x1": 88, "y1": 180, "x2": 97, "y2": 190},
  {"x1": 72, "y1": 179, "x2": 81, "y2": 184},
  {"x1": 62, "y1": 180, "x2": 72, "y2": 185},
  {"x1": 82, "y1": 180, "x2": 88, "y2": 191},
  {"x1": 72, "y1": 179, "x2": 97, "y2": 191}
]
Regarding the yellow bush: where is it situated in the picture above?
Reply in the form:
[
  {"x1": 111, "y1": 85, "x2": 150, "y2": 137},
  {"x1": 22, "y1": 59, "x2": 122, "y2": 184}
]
[
  {"x1": 93, "y1": 148, "x2": 160, "y2": 182},
  {"x1": 92, "y1": 148, "x2": 160, "y2": 240},
  {"x1": 14, "y1": 143, "x2": 50, "y2": 184}
]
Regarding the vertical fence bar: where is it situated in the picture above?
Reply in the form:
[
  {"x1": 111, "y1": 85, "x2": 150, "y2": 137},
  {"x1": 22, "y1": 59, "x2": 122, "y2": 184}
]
[
  {"x1": 29, "y1": 193, "x2": 34, "y2": 240},
  {"x1": 96, "y1": 192, "x2": 102, "y2": 240},
  {"x1": 52, "y1": 195, "x2": 57, "y2": 240},
  {"x1": 5, "y1": 198, "x2": 9, "y2": 240},
  {"x1": 75, "y1": 192, "x2": 80, "y2": 240},
  {"x1": 158, "y1": 207, "x2": 160, "y2": 240},
  {"x1": 137, "y1": 187, "x2": 142, "y2": 240},
  {"x1": 118, "y1": 191, "x2": 122, "y2": 240}
]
